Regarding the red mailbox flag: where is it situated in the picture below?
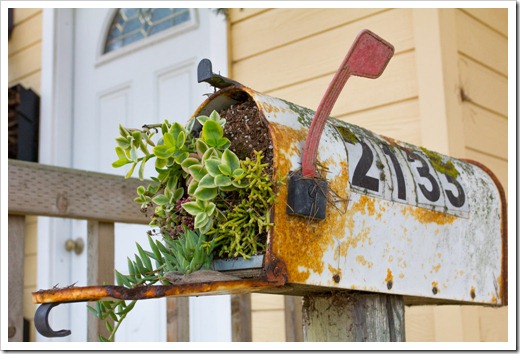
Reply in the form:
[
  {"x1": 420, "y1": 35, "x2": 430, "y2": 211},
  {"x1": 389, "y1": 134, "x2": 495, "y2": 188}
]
[{"x1": 301, "y1": 30, "x2": 394, "y2": 177}]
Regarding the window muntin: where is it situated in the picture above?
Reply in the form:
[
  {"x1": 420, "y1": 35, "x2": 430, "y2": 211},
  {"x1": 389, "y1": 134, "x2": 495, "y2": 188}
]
[{"x1": 104, "y1": 8, "x2": 191, "y2": 53}]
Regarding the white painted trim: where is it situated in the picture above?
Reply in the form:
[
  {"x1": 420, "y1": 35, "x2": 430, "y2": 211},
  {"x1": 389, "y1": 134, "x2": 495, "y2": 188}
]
[
  {"x1": 39, "y1": 8, "x2": 74, "y2": 167},
  {"x1": 95, "y1": 8, "x2": 199, "y2": 67},
  {"x1": 37, "y1": 8, "x2": 76, "y2": 342}
]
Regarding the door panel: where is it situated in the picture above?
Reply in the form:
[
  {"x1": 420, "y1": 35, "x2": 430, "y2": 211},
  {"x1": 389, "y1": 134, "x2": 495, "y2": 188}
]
[
  {"x1": 156, "y1": 63, "x2": 194, "y2": 121},
  {"x1": 97, "y1": 86, "x2": 131, "y2": 172}
]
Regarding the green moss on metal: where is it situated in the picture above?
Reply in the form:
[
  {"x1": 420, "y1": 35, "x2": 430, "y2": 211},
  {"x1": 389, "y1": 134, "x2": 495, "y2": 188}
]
[
  {"x1": 420, "y1": 147, "x2": 459, "y2": 179},
  {"x1": 281, "y1": 99, "x2": 315, "y2": 127},
  {"x1": 335, "y1": 126, "x2": 359, "y2": 145},
  {"x1": 376, "y1": 160, "x2": 386, "y2": 181}
]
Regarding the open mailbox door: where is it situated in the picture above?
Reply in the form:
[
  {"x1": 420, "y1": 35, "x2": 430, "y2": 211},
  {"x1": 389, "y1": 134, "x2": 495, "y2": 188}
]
[{"x1": 33, "y1": 30, "x2": 506, "y2": 338}]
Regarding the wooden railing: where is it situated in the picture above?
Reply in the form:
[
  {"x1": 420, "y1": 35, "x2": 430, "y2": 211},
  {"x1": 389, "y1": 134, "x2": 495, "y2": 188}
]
[{"x1": 8, "y1": 159, "x2": 302, "y2": 342}]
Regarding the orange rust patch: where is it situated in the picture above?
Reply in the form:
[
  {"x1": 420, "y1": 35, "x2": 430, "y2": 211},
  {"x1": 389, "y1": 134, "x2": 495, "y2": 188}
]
[
  {"x1": 470, "y1": 286, "x2": 476, "y2": 301},
  {"x1": 260, "y1": 101, "x2": 283, "y2": 115},
  {"x1": 381, "y1": 135, "x2": 399, "y2": 146},
  {"x1": 341, "y1": 226, "x2": 371, "y2": 258},
  {"x1": 337, "y1": 195, "x2": 382, "y2": 258},
  {"x1": 355, "y1": 195, "x2": 376, "y2": 217},
  {"x1": 401, "y1": 205, "x2": 456, "y2": 225},
  {"x1": 432, "y1": 264, "x2": 441, "y2": 273},
  {"x1": 355, "y1": 255, "x2": 373, "y2": 268},
  {"x1": 398, "y1": 273, "x2": 405, "y2": 279},
  {"x1": 385, "y1": 268, "x2": 393, "y2": 283},
  {"x1": 269, "y1": 122, "x2": 350, "y2": 284},
  {"x1": 432, "y1": 281, "x2": 439, "y2": 293},
  {"x1": 328, "y1": 264, "x2": 342, "y2": 278},
  {"x1": 269, "y1": 122, "x2": 308, "y2": 159}
]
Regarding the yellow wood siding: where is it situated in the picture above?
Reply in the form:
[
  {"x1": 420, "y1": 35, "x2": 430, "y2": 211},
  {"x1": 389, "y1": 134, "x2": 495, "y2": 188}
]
[
  {"x1": 231, "y1": 8, "x2": 386, "y2": 61},
  {"x1": 233, "y1": 9, "x2": 414, "y2": 92},
  {"x1": 8, "y1": 9, "x2": 42, "y2": 93},
  {"x1": 456, "y1": 9, "x2": 508, "y2": 194},
  {"x1": 229, "y1": 7, "x2": 508, "y2": 343},
  {"x1": 251, "y1": 294, "x2": 285, "y2": 341},
  {"x1": 8, "y1": 8, "x2": 43, "y2": 342}
]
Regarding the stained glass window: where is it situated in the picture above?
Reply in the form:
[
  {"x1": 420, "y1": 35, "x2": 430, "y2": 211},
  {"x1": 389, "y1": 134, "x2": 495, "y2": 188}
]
[{"x1": 104, "y1": 8, "x2": 191, "y2": 53}]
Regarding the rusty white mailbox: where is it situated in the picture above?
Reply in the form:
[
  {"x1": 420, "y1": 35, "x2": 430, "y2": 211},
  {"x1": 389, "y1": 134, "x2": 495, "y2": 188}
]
[
  {"x1": 189, "y1": 84, "x2": 507, "y2": 306},
  {"x1": 33, "y1": 30, "x2": 506, "y2": 338}
]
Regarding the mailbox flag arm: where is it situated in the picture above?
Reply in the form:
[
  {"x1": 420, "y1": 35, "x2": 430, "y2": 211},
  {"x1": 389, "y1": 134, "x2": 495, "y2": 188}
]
[
  {"x1": 301, "y1": 29, "x2": 394, "y2": 177},
  {"x1": 288, "y1": 30, "x2": 394, "y2": 220}
]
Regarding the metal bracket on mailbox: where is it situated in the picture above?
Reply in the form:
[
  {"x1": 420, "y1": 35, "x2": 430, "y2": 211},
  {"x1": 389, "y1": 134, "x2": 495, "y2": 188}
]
[
  {"x1": 198, "y1": 58, "x2": 243, "y2": 89},
  {"x1": 287, "y1": 29, "x2": 394, "y2": 220}
]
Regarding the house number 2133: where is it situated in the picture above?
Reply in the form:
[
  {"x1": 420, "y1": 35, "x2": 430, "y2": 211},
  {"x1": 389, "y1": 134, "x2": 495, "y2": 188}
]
[{"x1": 344, "y1": 132, "x2": 469, "y2": 216}]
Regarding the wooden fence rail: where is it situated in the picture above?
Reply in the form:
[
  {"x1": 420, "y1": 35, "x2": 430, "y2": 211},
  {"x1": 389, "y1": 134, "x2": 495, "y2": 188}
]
[{"x1": 8, "y1": 159, "x2": 148, "y2": 224}]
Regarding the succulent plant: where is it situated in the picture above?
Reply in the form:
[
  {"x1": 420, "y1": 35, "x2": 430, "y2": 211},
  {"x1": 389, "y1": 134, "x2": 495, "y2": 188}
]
[{"x1": 94, "y1": 110, "x2": 281, "y2": 341}]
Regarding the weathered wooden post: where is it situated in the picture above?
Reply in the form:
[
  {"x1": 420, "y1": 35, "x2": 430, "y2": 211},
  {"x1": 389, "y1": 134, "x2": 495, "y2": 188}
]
[
  {"x1": 31, "y1": 30, "x2": 507, "y2": 342},
  {"x1": 302, "y1": 293, "x2": 405, "y2": 341},
  {"x1": 8, "y1": 215, "x2": 26, "y2": 342}
]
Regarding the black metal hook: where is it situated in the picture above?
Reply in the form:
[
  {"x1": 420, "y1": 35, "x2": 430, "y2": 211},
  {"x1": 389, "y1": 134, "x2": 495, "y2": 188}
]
[
  {"x1": 34, "y1": 303, "x2": 72, "y2": 338},
  {"x1": 197, "y1": 58, "x2": 242, "y2": 89}
]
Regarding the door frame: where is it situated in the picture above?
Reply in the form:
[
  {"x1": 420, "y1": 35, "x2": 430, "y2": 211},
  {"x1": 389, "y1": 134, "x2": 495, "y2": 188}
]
[{"x1": 38, "y1": 7, "x2": 229, "y2": 341}]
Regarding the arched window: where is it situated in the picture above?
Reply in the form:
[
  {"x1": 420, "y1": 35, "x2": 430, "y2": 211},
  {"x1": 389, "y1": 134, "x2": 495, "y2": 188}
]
[{"x1": 104, "y1": 8, "x2": 192, "y2": 53}]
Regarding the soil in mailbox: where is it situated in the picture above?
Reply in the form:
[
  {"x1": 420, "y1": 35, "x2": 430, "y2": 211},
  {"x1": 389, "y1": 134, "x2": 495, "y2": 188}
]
[{"x1": 220, "y1": 98, "x2": 274, "y2": 175}]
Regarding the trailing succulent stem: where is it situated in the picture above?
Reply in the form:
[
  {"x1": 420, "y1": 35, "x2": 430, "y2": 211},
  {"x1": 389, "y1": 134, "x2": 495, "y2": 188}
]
[
  {"x1": 89, "y1": 109, "x2": 281, "y2": 341},
  {"x1": 211, "y1": 150, "x2": 282, "y2": 259},
  {"x1": 87, "y1": 231, "x2": 214, "y2": 341}
]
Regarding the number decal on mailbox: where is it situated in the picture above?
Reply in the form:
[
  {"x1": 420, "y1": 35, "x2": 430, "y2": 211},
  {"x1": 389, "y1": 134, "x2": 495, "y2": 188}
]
[
  {"x1": 382, "y1": 144, "x2": 406, "y2": 201},
  {"x1": 406, "y1": 151, "x2": 441, "y2": 203},
  {"x1": 352, "y1": 141, "x2": 380, "y2": 193},
  {"x1": 444, "y1": 174, "x2": 466, "y2": 208},
  {"x1": 340, "y1": 126, "x2": 470, "y2": 217}
]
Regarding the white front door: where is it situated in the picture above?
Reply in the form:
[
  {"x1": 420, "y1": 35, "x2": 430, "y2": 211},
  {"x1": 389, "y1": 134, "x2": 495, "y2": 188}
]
[{"x1": 38, "y1": 8, "x2": 231, "y2": 342}]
